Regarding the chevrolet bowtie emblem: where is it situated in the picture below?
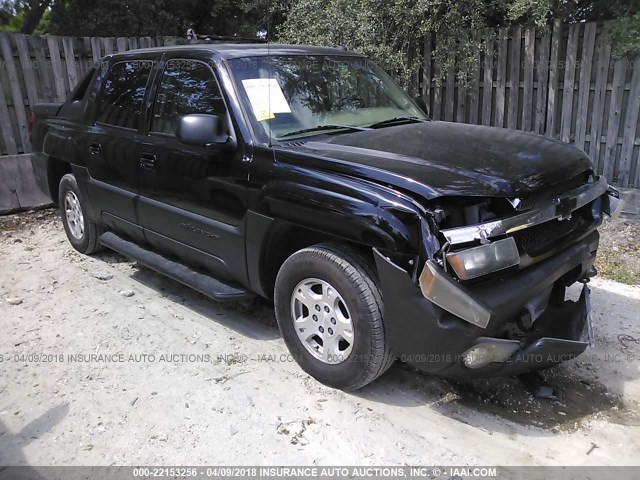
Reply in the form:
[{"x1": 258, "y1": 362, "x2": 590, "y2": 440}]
[{"x1": 554, "y1": 196, "x2": 577, "y2": 220}]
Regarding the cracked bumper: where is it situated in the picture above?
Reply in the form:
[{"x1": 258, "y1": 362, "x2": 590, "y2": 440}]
[{"x1": 373, "y1": 230, "x2": 599, "y2": 376}]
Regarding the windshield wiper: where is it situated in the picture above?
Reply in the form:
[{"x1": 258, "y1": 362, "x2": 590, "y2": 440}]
[
  {"x1": 367, "y1": 116, "x2": 428, "y2": 128},
  {"x1": 279, "y1": 124, "x2": 371, "y2": 139}
]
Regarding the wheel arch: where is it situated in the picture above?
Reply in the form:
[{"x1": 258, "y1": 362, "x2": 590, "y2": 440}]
[
  {"x1": 46, "y1": 156, "x2": 72, "y2": 205},
  {"x1": 247, "y1": 213, "x2": 377, "y2": 300}
]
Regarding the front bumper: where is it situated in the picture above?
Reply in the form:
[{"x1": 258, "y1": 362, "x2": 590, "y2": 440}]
[{"x1": 373, "y1": 230, "x2": 599, "y2": 376}]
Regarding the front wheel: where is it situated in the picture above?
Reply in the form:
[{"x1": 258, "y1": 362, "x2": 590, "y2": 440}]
[
  {"x1": 274, "y1": 244, "x2": 394, "y2": 390},
  {"x1": 59, "y1": 173, "x2": 102, "y2": 255}
]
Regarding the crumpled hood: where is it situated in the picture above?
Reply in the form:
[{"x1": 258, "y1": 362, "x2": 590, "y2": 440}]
[{"x1": 289, "y1": 121, "x2": 592, "y2": 199}]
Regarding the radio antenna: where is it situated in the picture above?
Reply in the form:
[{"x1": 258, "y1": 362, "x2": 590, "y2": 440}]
[{"x1": 267, "y1": 0, "x2": 272, "y2": 147}]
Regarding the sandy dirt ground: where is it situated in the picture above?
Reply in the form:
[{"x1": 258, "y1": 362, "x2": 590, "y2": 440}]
[
  {"x1": 1, "y1": 208, "x2": 640, "y2": 467},
  {"x1": 596, "y1": 218, "x2": 640, "y2": 285}
]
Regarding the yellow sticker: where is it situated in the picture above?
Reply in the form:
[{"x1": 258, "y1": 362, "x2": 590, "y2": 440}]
[
  {"x1": 241, "y1": 78, "x2": 291, "y2": 122},
  {"x1": 254, "y1": 109, "x2": 276, "y2": 122}
]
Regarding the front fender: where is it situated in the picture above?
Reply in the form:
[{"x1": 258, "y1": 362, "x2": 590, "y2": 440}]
[{"x1": 254, "y1": 168, "x2": 423, "y2": 253}]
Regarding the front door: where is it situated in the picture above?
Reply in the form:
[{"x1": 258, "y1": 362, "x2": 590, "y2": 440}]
[{"x1": 137, "y1": 58, "x2": 249, "y2": 285}]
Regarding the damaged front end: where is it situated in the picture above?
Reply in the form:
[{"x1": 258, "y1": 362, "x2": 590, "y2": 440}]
[{"x1": 374, "y1": 175, "x2": 624, "y2": 376}]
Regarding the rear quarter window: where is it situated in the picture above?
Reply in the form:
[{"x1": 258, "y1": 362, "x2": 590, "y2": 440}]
[
  {"x1": 70, "y1": 68, "x2": 96, "y2": 102},
  {"x1": 95, "y1": 61, "x2": 152, "y2": 130}
]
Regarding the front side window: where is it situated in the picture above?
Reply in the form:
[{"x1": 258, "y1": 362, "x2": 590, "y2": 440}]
[
  {"x1": 95, "y1": 61, "x2": 151, "y2": 129},
  {"x1": 151, "y1": 60, "x2": 227, "y2": 136}
]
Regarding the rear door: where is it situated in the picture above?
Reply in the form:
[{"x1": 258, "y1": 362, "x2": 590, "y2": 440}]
[
  {"x1": 137, "y1": 57, "x2": 250, "y2": 284},
  {"x1": 82, "y1": 56, "x2": 158, "y2": 242}
]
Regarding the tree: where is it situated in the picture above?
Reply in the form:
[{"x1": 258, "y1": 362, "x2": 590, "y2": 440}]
[
  {"x1": 280, "y1": 0, "x2": 640, "y2": 87},
  {"x1": 507, "y1": 0, "x2": 640, "y2": 26},
  {"x1": 41, "y1": 0, "x2": 181, "y2": 36},
  {"x1": 280, "y1": 0, "x2": 497, "y2": 86},
  {"x1": 507, "y1": 0, "x2": 640, "y2": 57},
  {"x1": 38, "y1": 0, "x2": 290, "y2": 38},
  {"x1": 20, "y1": 0, "x2": 51, "y2": 33},
  {"x1": 0, "y1": 0, "x2": 54, "y2": 33}
]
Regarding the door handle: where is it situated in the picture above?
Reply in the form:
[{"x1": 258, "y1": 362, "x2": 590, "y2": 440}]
[
  {"x1": 140, "y1": 153, "x2": 156, "y2": 170},
  {"x1": 89, "y1": 142, "x2": 101, "y2": 155}
]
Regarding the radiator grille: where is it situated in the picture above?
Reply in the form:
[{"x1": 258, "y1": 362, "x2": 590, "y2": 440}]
[
  {"x1": 512, "y1": 205, "x2": 593, "y2": 257},
  {"x1": 516, "y1": 175, "x2": 587, "y2": 211}
]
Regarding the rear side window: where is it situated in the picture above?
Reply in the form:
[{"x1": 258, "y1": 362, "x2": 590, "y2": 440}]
[
  {"x1": 70, "y1": 68, "x2": 96, "y2": 102},
  {"x1": 151, "y1": 60, "x2": 227, "y2": 136},
  {"x1": 95, "y1": 61, "x2": 151, "y2": 129}
]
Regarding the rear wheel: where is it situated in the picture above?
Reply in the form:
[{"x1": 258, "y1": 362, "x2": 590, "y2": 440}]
[
  {"x1": 59, "y1": 173, "x2": 102, "y2": 255},
  {"x1": 274, "y1": 244, "x2": 394, "y2": 390}
]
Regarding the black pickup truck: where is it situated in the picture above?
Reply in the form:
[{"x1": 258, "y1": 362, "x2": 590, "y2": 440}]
[{"x1": 30, "y1": 44, "x2": 623, "y2": 390}]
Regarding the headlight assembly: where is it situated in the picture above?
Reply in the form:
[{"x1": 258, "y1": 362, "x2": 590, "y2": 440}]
[{"x1": 446, "y1": 237, "x2": 520, "y2": 280}]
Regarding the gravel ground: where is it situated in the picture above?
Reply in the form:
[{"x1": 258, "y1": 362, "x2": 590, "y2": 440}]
[
  {"x1": 1, "y1": 208, "x2": 640, "y2": 466},
  {"x1": 596, "y1": 219, "x2": 640, "y2": 285}
]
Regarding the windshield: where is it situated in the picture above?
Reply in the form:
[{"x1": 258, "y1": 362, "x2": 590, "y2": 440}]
[{"x1": 228, "y1": 55, "x2": 427, "y2": 142}]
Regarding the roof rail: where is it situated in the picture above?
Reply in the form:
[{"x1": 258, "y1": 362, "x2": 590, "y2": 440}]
[{"x1": 184, "y1": 34, "x2": 266, "y2": 44}]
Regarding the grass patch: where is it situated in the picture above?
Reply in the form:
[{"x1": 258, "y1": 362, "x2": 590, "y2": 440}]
[{"x1": 596, "y1": 248, "x2": 640, "y2": 285}]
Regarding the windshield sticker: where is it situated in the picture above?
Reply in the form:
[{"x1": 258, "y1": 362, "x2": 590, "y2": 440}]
[{"x1": 241, "y1": 78, "x2": 292, "y2": 121}]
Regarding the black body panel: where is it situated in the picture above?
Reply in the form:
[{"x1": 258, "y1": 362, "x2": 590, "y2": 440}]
[{"x1": 303, "y1": 121, "x2": 592, "y2": 198}]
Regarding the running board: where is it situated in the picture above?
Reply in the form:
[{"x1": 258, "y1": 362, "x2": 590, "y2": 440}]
[{"x1": 99, "y1": 232, "x2": 253, "y2": 302}]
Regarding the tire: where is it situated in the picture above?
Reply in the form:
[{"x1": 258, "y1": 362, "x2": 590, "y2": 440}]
[
  {"x1": 58, "y1": 173, "x2": 103, "y2": 255},
  {"x1": 274, "y1": 243, "x2": 394, "y2": 390}
]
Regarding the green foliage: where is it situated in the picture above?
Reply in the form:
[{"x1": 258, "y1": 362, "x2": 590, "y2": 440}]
[
  {"x1": 0, "y1": 9, "x2": 23, "y2": 30},
  {"x1": 34, "y1": 0, "x2": 288, "y2": 37},
  {"x1": 1, "y1": 0, "x2": 53, "y2": 34},
  {"x1": 608, "y1": 12, "x2": 640, "y2": 58},
  {"x1": 507, "y1": 0, "x2": 639, "y2": 25},
  {"x1": 280, "y1": 0, "x2": 493, "y2": 87},
  {"x1": 506, "y1": 0, "x2": 640, "y2": 59},
  {"x1": 506, "y1": 0, "x2": 553, "y2": 26},
  {"x1": 281, "y1": 0, "x2": 640, "y2": 87},
  {"x1": 42, "y1": 0, "x2": 180, "y2": 36},
  {"x1": 2, "y1": 0, "x2": 639, "y2": 76}
]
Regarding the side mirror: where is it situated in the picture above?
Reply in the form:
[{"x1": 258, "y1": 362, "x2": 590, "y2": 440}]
[
  {"x1": 176, "y1": 114, "x2": 231, "y2": 148},
  {"x1": 414, "y1": 96, "x2": 429, "y2": 116}
]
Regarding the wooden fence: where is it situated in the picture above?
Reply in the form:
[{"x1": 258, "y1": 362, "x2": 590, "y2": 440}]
[
  {"x1": 413, "y1": 19, "x2": 640, "y2": 187},
  {"x1": 0, "y1": 33, "x2": 179, "y2": 158},
  {"x1": 0, "y1": 23, "x2": 639, "y2": 187}
]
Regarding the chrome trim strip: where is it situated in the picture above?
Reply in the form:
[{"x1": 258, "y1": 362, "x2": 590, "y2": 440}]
[{"x1": 441, "y1": 177, "x2": 608, "y2": 245}]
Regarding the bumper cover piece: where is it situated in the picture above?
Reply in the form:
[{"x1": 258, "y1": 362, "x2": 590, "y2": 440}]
[
  {"x1": 603, "y1": 185, "x2": 625, "y2": 219},
  {"x1": 374, "y1": 230, "x2": 598, "y2": 376},
  {"x1": 462, "y1": 285, "x2": 592, "y2": 376},
  {"x1": 419, "y1": 260, "x2": 492, "y2": 328}
]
